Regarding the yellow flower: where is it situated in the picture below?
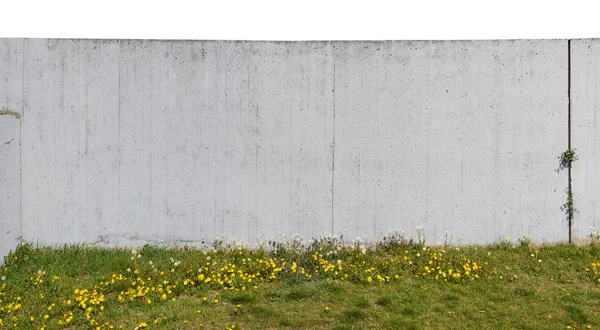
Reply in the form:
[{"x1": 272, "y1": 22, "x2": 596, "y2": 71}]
[
  {"x1": 367, "y1": 276, "x2": 372, "y2": 282},
  {"x1": 44, "y1": 314, "x2": 49, "y2": 319},
  {"x1": 324, "y1": 306, "x2": 330, "y2": 311}
]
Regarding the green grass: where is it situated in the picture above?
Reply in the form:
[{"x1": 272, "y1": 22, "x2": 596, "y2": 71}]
[{"x1": 0, "y1": 242, "x2": 599, "y2": 329}]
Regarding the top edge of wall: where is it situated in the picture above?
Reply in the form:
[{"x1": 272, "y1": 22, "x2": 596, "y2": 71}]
[{"x1": 0, "y1": 37, "x2": 595, "y2": 43}]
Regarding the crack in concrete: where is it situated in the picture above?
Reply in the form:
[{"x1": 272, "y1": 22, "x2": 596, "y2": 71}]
[{"x1": 1, "y1": 138, "x2": 13, "y2": 147}]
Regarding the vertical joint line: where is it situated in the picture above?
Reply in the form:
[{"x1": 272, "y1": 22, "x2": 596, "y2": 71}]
[
  {"x1": 567, "y1": 39, "x2": 573, "y2": 243},
  {"x1": 331, "y1": 45, "x2": 336, "y2": 235}
]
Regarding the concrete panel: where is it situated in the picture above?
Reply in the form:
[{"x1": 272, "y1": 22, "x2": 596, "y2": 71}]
[
  {"x1": 333, "y1": 40, "x2": 568, "y2": 244},
  {"x1": 571, "y1": 39, "x2": 600, "y2": 241},
  {"x1": 19, "y1": 39, "x2": 334, "y2": 247},
  {"x1": 0, "y1": 39, "x2": 23, "y2": 260}
]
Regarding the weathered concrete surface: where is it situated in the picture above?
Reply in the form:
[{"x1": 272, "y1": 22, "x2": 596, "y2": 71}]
[
  {"x1": 0, "y1": 39, "x2": 575, "y2": 249},
  {"x1": 571, "y1": 39, "x2": 600, "y2": 241},
  {"x1": 0, "y1": 114, "x2": 21, "y2": 260},
  {"x1": 0, "y1": 39, "x2": 23, "y2": 260},
  {"x1": 16, "y1": 40, "x2": 335, "y2": 247},
  {"x1": 333, "y1": 40, "x2": 568, "y2": 244}
]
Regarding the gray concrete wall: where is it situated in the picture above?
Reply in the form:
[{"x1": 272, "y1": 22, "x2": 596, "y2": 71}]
[
  {"x1": 0, "y1": 38, "x2": 594, "y2": 252},
  {"x1": 0, "y1": 39, "x2": 23, "y2": 259},
  {"x1": 333, "y1": 40, "x2": 567, "y2": 244},
  {"x1": 572, "y1": 39, "x2": 600, "y2": 241}
]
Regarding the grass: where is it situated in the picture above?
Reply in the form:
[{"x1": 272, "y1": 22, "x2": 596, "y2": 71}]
[{"x1": 0, "y1": 240, "x2": 599, "y2": 329}]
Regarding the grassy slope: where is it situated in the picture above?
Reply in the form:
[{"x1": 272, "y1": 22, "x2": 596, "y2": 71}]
[{"x1": 0, "y1": 242, "x2": 599, "y2": 329}]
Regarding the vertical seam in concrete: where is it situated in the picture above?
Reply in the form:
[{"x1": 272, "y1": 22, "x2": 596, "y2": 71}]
[
  {"x1": 567, "y1": 39, "x2": 573, "y2": 243},
  {"x1": 331, "y1": 44, "x2": 336, "y2": 235}
]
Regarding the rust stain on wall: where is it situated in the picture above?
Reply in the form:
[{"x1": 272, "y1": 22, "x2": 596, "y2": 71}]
[{"x1": 0, "y1": 110, "x2": 21, "y2": 119}]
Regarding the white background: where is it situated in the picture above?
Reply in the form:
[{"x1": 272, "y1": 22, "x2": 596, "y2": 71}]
[{"x1": 0, "y1": 0, "x2": 599, "y2": 40}]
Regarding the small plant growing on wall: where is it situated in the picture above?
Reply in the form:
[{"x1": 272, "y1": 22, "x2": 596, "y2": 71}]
[
  {"x1": 559, "y1": 148, "x2": 578, "y2": 169},
  {"x1": 566, "y1": 188, "x2": 577, "y2": 213},
  {"x1": 560, "y1": 186, "x2": 579, "y2": 215},
  {"x1": 589, "y1": 226, "x2": 600, "y2": 245}
]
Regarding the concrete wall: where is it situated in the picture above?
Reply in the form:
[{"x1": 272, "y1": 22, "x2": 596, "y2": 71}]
[
  {"x1": 572, "y1": 39, "x2": 600, "y2": 241},
  {"x1": 0, "y1": 38, "x2": 596, "y2": 253},
  {"x1": 333, "y1": 40, "x2": 567, "y2": 244},
  {"x1": 0, "y1": 39, "x2": 23, "y2": 260}
]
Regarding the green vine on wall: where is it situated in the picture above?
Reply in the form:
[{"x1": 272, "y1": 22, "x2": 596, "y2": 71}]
[
  {"x1": 559, "y1": 148, "x2": 579, "y2": 229},
  {"x1": 563, "y1": 188, "x2": 578, "y2": 214}
]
